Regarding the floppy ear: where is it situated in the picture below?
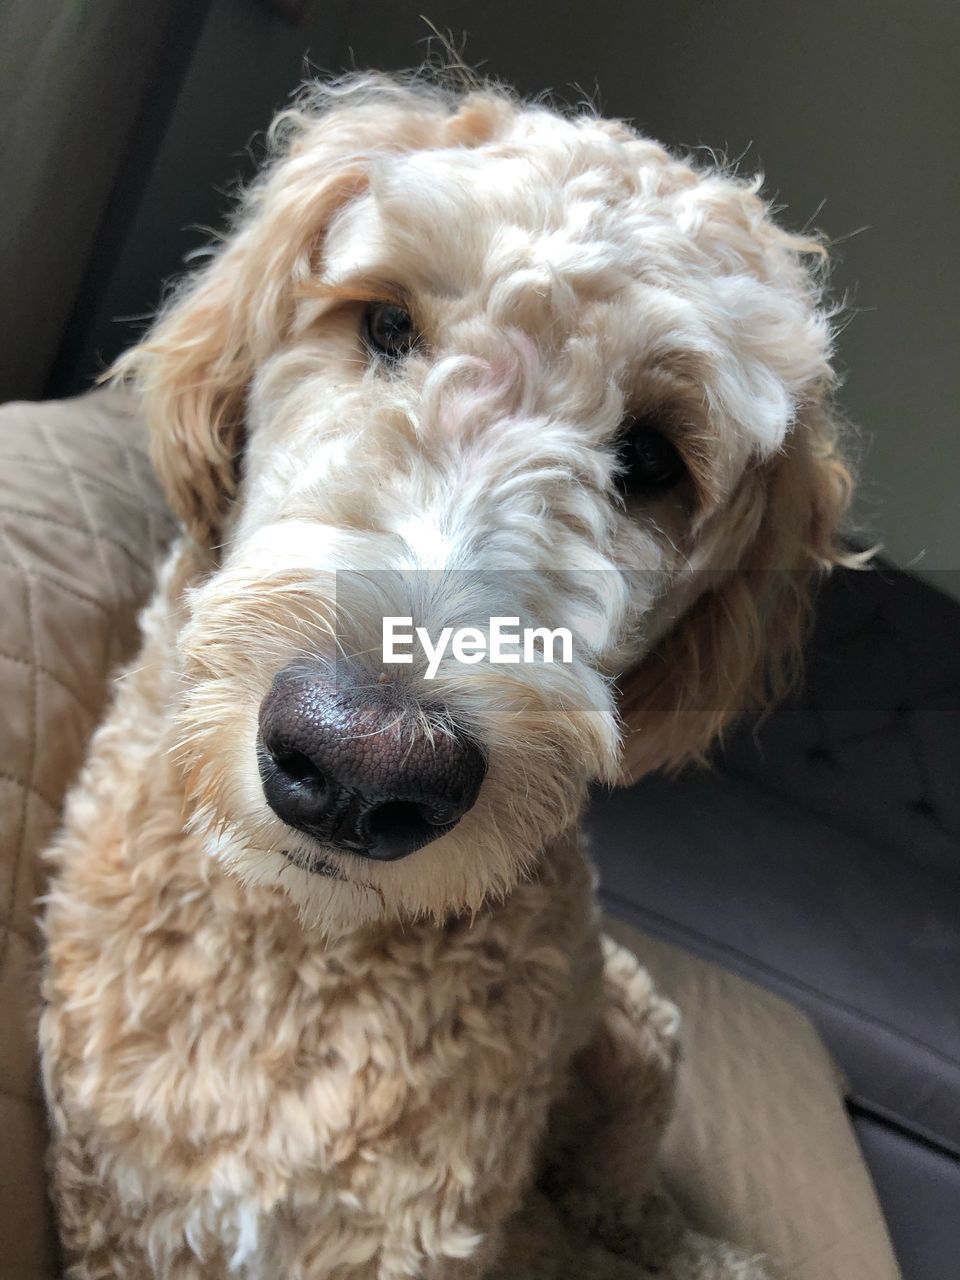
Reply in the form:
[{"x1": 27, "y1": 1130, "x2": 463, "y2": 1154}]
[
  {"x1": 111, "y1": 79, "x2": 513, "y2": 547},
  {"x1": 110, "y1": 164, "x2": 366, "y2": 544},
  {"x1": 618, "y1": 393, "x2": 857, "y2": 782}
]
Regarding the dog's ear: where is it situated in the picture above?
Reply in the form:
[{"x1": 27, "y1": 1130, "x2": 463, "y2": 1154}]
[
  {"x1": 617, "y1": 394, "x2": 856, "y2": 781},
  {"x1": 111, "y1": 82, "x2": 511, "y2": 547},
  {"x1": 110, "y1": 165, "x2": 365, "y2": 544}
]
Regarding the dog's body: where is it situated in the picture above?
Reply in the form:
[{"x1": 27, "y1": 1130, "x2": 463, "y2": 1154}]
[
  {"x1": 42, "y1": 574, "x2": 599, "y2": 1276},
  {"x1": 40, "y1": 75, "x2": 851, "y2": 1278}
]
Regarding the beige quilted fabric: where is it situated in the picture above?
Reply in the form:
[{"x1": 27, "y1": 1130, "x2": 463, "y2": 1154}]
[
  {"x1": 606, "y1": 920, "x2": 902, "y2": 1280},
  {"x1": 0, "y1": 390, "x2": 175, "y2": 1280},
  {"x1": 0, "y1": 391, "x2": 899, "y2": 1280}
]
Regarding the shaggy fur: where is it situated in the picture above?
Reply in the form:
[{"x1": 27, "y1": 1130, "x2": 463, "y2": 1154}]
[{"x1": 40, "y1": 72, "x2": 852, "y2": 1278}]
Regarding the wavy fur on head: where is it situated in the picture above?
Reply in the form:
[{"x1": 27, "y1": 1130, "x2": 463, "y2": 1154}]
[
  {"x1": 108, "y1": 70, "x2": 855, "y2": 926},
  {"x1": 44, "y1": 70, "x2": 853, "y2": 1279}
]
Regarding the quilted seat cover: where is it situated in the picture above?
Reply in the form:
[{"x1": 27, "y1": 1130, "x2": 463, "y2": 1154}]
[
  {"x1": 0, "y1": 391, "x2": 175, "y2": 1280},
  {"x1": 0, "y1": 392, "x2": 899, "y2": 1280}
]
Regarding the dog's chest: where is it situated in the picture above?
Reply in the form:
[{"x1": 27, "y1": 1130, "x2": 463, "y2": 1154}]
[
  {"x1": 47, "y1": 839, "x2": 576, "y2": 1215},
  {"x1": 42, "y1": 681, "x2": 596, "y2": 1275}
]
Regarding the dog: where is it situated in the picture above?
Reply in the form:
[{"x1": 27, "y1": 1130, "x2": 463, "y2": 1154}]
[{"x1": 39, "y1": 72, "x2": 852, "y2": 1279}]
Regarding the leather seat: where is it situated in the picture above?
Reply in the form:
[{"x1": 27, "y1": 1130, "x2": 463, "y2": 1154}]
[{"x1": 589, "y1": 563, "x2": 960, "y2": 1280}]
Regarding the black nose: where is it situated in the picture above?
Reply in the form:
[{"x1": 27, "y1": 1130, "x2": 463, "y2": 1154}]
[{"x1": 257, "y1": 666, "x2": 486, "y2": 861}]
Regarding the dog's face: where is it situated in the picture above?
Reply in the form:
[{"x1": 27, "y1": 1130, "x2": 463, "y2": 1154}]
[{"x1": 119, "y1": 79, "x2": 850, "y2": 929}]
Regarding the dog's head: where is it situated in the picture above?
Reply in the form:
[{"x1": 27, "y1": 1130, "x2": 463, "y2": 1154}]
[{"x1": 116, "y1": 75, "x2": 853, "y2": 929}]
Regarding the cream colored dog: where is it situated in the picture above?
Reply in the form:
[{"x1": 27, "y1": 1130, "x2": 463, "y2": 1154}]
[{"x1": 39, "y1": 73, "x2": 852, "y2": 1279}]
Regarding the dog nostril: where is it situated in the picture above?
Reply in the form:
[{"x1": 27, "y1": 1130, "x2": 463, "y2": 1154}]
[
  {"x1": 365, "y1": 800, "x2": 452, "y2": 859},
  {"x1": 275, "y1": 750, "x2": 326, "y2": 791},
  {"x1": 259, "y1": 667, "x2": 487, "y2": 862}
]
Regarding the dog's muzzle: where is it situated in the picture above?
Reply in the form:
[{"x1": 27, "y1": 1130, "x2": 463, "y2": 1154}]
[{"x1": 257, "y1": 665, "x2": 486, "y2": 862}]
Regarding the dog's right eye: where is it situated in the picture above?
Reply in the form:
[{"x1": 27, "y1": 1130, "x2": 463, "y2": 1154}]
[
  {"x1": 615, "y1": 418, "x2": 687, "y2": 497},
  {"x1": 362, "y1": 302, "x2": 418, "y2": 362}
]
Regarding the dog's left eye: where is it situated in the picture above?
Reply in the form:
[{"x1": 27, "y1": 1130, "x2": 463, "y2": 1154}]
[
  {"x1": 363, "y1": 302, "x2": 418, "y2": 361},
  {"x1": 616, "y1": 420, "x2": 687, "y2": 496}
]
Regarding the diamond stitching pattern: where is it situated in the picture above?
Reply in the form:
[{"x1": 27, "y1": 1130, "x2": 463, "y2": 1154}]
[
  {"x1": 604, "y1": 922, "x2": 902, "y2": 1280},
  {"x1": 0, "y1": 389, "x2": 175, "y2": 976},
  {"x1": 0, "y1": 392, "x2": 903, "y2": 1278}
]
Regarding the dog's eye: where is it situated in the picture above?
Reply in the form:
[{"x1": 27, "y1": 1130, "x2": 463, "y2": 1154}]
[
  {"x1": 616, "y1": 420, "x2": 686, "y2": 496},
  {"x1": 363, "y1": 302, "x2": 418, "y2": 361}
]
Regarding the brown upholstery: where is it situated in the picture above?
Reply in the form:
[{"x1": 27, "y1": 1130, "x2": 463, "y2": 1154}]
[
  {"x1": 0, "y1": 392, "x2": 899, "y2": 1279},
  {"x1": 606, "y1": 921, "x2": 901, "y2": 1280},
  {"x1": 0, "y1": 392, "x2": 175, "y2": 1279}
]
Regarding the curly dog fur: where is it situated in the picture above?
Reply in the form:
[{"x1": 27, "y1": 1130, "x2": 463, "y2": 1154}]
[{"x1": 39, "y1": 72, "x2": 852, "y2": 1278}]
